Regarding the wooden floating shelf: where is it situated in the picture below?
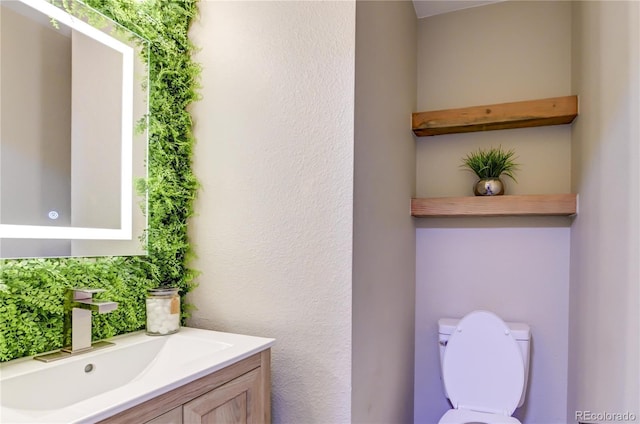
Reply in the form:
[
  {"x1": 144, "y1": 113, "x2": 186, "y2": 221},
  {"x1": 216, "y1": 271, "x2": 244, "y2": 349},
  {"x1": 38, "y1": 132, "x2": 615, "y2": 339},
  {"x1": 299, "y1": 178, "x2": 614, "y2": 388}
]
[
  {"x1": 412, "y1": 95, "x2": 578, "y2": 136},
  {"x1": 411, "y1": 194, "x2": 577, "y2": 217}
]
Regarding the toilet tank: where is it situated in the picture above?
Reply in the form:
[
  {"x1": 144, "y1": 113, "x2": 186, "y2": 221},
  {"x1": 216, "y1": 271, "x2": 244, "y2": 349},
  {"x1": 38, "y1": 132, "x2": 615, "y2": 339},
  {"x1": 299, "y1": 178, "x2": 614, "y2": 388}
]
[{"x1": 438, "y1": 317, "x2": 531, "y2": 407}]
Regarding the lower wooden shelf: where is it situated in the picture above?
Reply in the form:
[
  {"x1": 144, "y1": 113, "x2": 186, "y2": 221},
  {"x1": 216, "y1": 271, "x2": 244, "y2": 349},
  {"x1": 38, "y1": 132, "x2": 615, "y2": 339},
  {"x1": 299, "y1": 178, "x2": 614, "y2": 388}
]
[{"x1": 411, "y1": 194, "x2": 577, "y2": 217}]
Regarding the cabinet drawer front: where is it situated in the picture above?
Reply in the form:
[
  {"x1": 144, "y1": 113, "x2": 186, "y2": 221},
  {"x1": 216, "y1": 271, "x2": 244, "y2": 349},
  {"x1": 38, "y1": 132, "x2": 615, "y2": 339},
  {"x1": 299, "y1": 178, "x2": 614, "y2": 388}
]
[
  {"x1": 184, "y1": 368, "x2": 262, "y2": 424},
  {"x1": 144, "y1": 406, "x2": 182, "y2": 424}
]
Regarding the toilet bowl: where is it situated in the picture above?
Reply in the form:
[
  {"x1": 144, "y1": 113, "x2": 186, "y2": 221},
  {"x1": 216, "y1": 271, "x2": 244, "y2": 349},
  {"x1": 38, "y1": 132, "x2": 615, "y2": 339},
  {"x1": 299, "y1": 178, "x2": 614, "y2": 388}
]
[{"x1": 437, "y1": 310, "x2": 531, "y2": 424}]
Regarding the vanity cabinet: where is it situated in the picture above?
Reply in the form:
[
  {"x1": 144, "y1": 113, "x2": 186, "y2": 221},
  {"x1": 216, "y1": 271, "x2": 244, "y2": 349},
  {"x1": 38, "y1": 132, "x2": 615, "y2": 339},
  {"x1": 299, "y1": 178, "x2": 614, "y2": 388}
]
[
  {"x1": 183, "y1": 367, "x2": 262, "y2": 422},
  {"x1": 145, "y1": 406, "x2": 182, "y2": 424},
  {"x1": 98, "y1": 349, "x2": 271, "y2": 424}
]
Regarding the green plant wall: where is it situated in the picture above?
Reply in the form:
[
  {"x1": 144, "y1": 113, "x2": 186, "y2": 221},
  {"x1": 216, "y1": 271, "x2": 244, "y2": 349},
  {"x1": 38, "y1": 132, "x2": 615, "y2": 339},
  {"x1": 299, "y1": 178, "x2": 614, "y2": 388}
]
[{"x1": 0, "y1": 0, "x2": 201, "y2": 362}]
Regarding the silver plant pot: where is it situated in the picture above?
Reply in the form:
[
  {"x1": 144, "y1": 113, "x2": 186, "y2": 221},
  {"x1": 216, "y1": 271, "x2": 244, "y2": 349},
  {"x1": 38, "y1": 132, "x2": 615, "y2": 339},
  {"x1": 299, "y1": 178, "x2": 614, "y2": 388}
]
[{"x1": 474, "y1": 178, "x2": 504, "y2": 196}]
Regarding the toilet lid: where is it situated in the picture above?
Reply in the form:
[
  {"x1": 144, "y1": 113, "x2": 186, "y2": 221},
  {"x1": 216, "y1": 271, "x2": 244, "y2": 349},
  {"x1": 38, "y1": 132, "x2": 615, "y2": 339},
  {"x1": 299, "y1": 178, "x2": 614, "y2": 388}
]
[{"x1": 442, "y1": 310, "x2": 525, "y2": 415}]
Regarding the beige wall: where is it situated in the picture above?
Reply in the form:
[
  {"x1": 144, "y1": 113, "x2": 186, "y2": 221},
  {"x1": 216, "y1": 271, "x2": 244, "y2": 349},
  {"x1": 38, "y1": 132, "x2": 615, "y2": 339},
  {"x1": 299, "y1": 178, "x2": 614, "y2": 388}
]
[
  {"x1": 352, "y1": 1, "x2": 416, "y2": 422},
  {"x1": 414, "y1": 2, "x2": 572, "y2": 423},
  {"x1": 188, "y1": 1, "x2": 420, "y2": 422},
  {"x1": 188, "y1": 2, "x2": 355, "y2": 423},
  {"x1": 416, "y1": 227, "x2": 570, "y2": 423},
  {"x1": 187, "y1": 1, "x2": 640, "y2": 423},
  {"x1": 416, "y1": 1, "x2": 572, "y2": 200},
  {"x1": 569, "y1": 1, "x2": 639, "y2": 420}
]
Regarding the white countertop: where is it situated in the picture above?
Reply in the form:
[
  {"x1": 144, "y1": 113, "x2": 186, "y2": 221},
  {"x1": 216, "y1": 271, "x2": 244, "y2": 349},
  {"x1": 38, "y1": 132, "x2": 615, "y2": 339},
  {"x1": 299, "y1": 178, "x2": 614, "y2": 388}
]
[{"x1": 0, "y1": 327, "x2": 275, "y2": 423}]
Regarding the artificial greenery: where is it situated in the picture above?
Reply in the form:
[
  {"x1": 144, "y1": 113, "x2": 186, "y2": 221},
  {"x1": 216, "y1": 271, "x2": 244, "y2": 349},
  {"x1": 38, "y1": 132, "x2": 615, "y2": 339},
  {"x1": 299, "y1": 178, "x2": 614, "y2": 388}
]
[
  {"x1": 0, "y1": 0, "x2": 201, "y2": 362},
  {"x1": 461, "y1": 146, "x2": 520, "y2": 181}
]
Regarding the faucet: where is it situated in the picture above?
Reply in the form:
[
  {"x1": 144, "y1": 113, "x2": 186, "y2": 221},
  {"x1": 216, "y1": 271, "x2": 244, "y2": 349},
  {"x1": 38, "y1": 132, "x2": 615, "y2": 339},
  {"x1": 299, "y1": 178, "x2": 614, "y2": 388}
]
[
  {"x1": 33, "y1": 288, "x2": 118, "y2": 362},
  {"x1": 62, "y1": 288, "x2": 118, "y2": 353}
]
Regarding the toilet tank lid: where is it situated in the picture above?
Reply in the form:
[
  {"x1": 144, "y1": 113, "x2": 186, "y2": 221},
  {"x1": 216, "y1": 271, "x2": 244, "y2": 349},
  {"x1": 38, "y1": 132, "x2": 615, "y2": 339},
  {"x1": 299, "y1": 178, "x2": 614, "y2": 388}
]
[{"x1": 438, "y1": 317, "x2": 531, "y2": 341}]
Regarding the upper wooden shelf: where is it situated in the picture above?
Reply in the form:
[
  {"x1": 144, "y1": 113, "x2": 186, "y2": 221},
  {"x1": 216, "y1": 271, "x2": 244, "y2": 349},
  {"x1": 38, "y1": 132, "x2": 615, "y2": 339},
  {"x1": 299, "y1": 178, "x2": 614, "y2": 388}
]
[
  {"x1": 411, "y1": 194, "x2": 577, "y2": 217},
  {"x1": 412, "y1": 95, "x2": 578, "y2": 137}
]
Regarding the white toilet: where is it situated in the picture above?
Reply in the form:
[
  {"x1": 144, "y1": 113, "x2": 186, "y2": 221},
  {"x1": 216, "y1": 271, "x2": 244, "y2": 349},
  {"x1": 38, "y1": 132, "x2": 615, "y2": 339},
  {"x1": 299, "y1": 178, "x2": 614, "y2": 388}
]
[{"x1": 437, "y1": 310, "x2": 531, "y2": 424}]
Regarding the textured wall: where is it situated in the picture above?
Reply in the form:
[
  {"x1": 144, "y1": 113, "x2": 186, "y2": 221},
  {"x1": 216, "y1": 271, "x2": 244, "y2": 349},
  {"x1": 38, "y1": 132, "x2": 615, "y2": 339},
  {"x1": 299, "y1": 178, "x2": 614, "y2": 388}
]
[
  {"x1": 415, "y1": 228, "x2": 570, "y2": 423},
  {"x1": 352, "y1": 1, "x2": 416, "y2": 423},
  {"x1": 414, "y1": 2, "x2": 572, "y2": 423},
  {"x1": 568, "y1": 1, "x2": 640, "y2": 420},
  {"x1": 415, "y1": 0, "x2": 572, "y2": 200},
  {"x1": 188, "y1": 2, "x2": 355, "y2": 423}
]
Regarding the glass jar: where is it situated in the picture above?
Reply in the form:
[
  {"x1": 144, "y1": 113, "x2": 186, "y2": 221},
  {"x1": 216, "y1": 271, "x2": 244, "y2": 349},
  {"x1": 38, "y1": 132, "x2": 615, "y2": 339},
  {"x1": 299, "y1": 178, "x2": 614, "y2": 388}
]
[{"x1": 146, "y1": 287, "x2": 180, "y2": 335}]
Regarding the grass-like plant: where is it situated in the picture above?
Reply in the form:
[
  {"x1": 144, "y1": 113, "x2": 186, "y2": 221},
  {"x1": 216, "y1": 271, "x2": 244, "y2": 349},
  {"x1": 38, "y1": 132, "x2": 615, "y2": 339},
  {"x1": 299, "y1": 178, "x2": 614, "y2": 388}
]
[
  {"x1": 0, "y1": 0, "x2": 200, "y2": 362},
  {"x1": 461, "y1": 146, "x2": 520, "y2": 182}
]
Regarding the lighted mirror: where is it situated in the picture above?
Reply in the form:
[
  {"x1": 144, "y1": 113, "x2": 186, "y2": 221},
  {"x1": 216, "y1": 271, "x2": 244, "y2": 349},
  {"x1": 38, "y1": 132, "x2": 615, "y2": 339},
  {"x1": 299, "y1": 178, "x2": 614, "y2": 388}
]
[{"x1": 0, "y1": 0, "x2": 148, "y2": 258}]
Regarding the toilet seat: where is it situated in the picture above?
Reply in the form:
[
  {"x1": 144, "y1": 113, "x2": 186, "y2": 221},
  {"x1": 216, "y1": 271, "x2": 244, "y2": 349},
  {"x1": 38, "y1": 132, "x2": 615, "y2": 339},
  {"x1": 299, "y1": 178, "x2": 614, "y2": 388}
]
[
  {"x1": 440, "y1": 310, "x2": 525, "y2": 422},
  {"x1": 439, "y1": 408, "x2": 521, "y2": 424}
]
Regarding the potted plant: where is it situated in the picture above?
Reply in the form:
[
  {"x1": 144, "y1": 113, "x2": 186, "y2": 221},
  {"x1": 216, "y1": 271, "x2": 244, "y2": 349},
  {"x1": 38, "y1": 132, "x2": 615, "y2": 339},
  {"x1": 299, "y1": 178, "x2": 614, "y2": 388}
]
[{"x1": 461, "y1": 146, "x2": 519, "y2": 196}]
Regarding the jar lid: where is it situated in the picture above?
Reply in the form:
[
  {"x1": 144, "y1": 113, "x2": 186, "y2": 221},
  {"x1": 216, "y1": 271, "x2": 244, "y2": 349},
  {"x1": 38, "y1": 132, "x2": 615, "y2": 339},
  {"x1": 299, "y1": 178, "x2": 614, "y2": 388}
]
[{"x1": 148, "y1": 287, "x2": 179, "y2": 296}]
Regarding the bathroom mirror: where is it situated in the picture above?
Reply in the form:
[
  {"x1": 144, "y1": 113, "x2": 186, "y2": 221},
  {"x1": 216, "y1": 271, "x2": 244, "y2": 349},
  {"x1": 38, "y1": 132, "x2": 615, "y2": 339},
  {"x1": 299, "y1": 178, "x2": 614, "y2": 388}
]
[{"x1": 0, "y1": 0, "x2": 148, "y2": 258}]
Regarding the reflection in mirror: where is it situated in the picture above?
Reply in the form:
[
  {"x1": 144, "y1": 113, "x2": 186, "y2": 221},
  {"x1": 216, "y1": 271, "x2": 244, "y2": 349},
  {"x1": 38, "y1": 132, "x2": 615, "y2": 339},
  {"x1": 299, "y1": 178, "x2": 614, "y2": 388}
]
[{"x1": 0, "y1": 0, "x2": 148, "y2": 258}]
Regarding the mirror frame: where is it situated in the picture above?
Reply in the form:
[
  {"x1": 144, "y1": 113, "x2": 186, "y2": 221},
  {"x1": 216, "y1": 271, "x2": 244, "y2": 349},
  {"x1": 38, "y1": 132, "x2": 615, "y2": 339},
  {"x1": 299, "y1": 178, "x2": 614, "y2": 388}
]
[{"x1": 0, "y1": 0, "x2": 136, "y2": 241}]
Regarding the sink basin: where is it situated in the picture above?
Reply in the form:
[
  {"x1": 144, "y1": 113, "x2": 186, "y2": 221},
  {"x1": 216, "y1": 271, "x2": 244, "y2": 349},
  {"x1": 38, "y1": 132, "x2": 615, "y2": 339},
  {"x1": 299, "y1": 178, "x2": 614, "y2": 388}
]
[
  {"x1": 1, "y1": 333, "x2": 229, "y2": 411},
  {"x1": 0, "y1": 327, "x2": 274, "y2": 423}
]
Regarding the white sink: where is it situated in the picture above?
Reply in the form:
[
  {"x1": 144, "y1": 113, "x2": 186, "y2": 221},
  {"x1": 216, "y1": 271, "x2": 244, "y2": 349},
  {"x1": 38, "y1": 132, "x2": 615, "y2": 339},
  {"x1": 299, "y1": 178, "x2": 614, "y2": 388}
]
[{"x1": 0, "y1": 327, "x2": 274, "y2": 423}]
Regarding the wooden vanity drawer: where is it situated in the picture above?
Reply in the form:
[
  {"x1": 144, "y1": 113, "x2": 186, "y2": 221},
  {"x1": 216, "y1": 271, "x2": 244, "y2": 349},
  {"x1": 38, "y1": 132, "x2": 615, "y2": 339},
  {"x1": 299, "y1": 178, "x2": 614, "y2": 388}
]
[{"x1": 98, "y1": 349, "x2": 271, "y2": 424}]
